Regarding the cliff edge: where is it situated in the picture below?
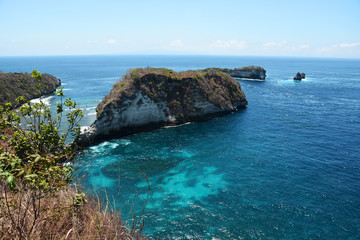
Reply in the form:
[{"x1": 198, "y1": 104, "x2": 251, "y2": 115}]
[
  {"x1": 0, "y1": 71, "x2": 61, "y2": 109},
  {"x1": 79, "y1": 68, "x2": 247, "y2": 146}
]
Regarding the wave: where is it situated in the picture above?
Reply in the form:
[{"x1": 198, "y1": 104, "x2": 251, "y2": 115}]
[
  {"x1": 30, "y1": 95, "x2": 54, "y2": 105},
  {"x1": 80, "y1": 126, "x2": 89, "y2": 133},
  {"x1": 163, "y1": 122, "x2": 191, "y2": 129},
  {"x1": 89, "y1": 141, "x2": 120, "y2": 153},
  {"x1": 235, "y1": 78, "x2": 265, "y2": 82},
  {"x1": 119, "y1": 139, "x2": 131, "y2": 145}
]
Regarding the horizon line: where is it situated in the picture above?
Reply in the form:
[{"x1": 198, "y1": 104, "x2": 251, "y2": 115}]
[{"x1": 0, "y1": 53, "x2": 359, "y2": 60}]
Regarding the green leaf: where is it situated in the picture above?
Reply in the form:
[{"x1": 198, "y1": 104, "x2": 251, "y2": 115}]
[
  {"x1": 6, "y1": 175, "x2": 15, "y2": 189},
  {"x1": 24, "y1": 174, "x2": 38, "y2": 179}
]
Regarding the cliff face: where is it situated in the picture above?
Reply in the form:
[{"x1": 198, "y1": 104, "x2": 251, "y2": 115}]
[
  {"x1": 211, "y1": 66, "x2": 266, "y2": 80},
  {"x1": 0, "y1": 72, "x2": 61, "y2": 108},
  {"x1": 79, "y1": 68, "x2": 247, "y2": 146}
]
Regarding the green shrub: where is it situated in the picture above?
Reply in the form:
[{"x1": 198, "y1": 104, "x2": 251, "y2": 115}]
[
  {"x1": 0, "y1": 70, "x2": 146, "y2": 240},
  {"x1": 0, "y1": 69, "x2": 83, "y2": 193}
]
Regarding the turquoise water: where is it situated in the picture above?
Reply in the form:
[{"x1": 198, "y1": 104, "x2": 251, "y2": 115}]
[{"x1": 1, "y1": 56, "x2": 359, "y2": 239}]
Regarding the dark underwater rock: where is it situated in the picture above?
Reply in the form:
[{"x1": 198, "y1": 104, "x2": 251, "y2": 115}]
[{"x1": 101, "y1": 156, "x2": 183, "y2": 180}]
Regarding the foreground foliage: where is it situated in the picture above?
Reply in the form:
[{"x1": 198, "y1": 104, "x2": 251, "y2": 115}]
[
  {"x1": 0, "y1": 70, "x2": 144, "y2": 239},
  {"x1": 0, "y1": 70, "x2": 82, "y2": 193}
]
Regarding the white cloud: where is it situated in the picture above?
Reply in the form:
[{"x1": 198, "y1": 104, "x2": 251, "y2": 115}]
[
  {"x1": 331, "y1": 42, "x2": 360, "y2": 49},
  {"x1": 263, "y1": 41, "x2": 277, "y2": 47},
  {"x1": 262, "y1": 41, "x2": 310, "y2": 51},
  {"x1": 298, "y1": 44, "x2": 310, "y2": 49},
  {"x1": 169, "y1": 40, "x2": 184, "y2": 48},
  {"x1": 317, "y1": 46, "x2": 332, "y2": 53},
  {"x1": 339, "y1": 42, "x2": 360, "y2": 48},
  {"x1": 107, "y1": 39, "x2": 117, "y2": 44},
  {"x1": 318, "y1": 42, "x2": 360, "y2": 53},
  {"x1": 210, "y1": 40, "x2": 246, "y2": 49},
  {"x1": 263, "y1": 40, "x2": 287, "y2": 48}
]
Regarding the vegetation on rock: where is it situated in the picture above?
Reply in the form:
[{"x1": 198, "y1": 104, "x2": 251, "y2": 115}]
[
  {"x1": 0, "y1": 71, "x2": 60, "y2": 109},
  {"x1": 206, "y1": 65, "x2": 265, "y2": 72}
]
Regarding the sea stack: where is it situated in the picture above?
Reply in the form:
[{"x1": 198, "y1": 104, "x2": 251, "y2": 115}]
[
  {"x1": 294, "y1": 72, "x2": 306, "y2": 80},
  {"x1": 79, "y1": 68, "x2": 248, "y2": 146}
]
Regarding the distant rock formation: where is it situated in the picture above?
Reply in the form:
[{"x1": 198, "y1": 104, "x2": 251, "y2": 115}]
[
  {"x1": 78, "y1": 68, "x2": 248, "y2": 146},
  {"x1": 294, "y1": 72, "x2": 306, "y2": 80},
  {"x1": 0, "y1": 72, "x2": 61, "y2": 108},
  {"x1": 210, "y1": 66, "x2": 266, "y2": 80}
]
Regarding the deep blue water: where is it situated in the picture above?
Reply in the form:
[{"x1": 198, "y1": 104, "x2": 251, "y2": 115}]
[{"x1": 1, "y1": 55, "x2": 360, "y2": 239}]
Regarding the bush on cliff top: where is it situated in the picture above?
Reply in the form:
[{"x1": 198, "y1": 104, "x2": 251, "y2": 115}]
[{"x1": 96, "y1": 67, "x2": 247, "y2": 120}]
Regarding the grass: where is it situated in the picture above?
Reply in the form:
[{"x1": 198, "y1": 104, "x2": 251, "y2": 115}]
[{"x1": 0, "y1": 183, "x2": 146, "y2": 239}]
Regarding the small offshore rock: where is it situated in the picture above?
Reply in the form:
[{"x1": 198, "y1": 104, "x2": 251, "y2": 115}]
[{"x1": 293, "y1": 72, "x2": 306, "y2": 80}]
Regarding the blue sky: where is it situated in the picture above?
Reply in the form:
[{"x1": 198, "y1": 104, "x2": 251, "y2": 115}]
[{"x1": 0, "y1": 0, "x2": 359, "y2": 58}]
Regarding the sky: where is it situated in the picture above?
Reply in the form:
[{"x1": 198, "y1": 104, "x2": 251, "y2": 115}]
[{"x1": 0, "y1": 0, "x2": 359, "y2": 58}]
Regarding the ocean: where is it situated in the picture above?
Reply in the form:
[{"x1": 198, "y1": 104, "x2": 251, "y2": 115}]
[{"x1": 1, "y1": 55, "x2": 359, "y2": 239}]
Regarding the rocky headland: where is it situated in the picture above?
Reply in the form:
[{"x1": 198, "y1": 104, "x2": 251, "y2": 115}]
[
  {"x1": 210, "y1": 65, "x2": 266, "y2": 80},
  {"x1": 0, "y1": 71, "x2": 61, "y2": 109},
  {"x1": 79, "y1": 68, "x2": 248, "y2": 146}
]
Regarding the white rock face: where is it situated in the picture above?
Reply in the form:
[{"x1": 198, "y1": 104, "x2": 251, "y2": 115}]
[
  {"x1": 79, "y1": 92, "x2": 222, "y2": 145},
  {"x1": 106, "y1": 93, "x2": 169, "y2": 128},
  {"x1": 191, "y1": 89, "x2": 222, "y2": 114}
]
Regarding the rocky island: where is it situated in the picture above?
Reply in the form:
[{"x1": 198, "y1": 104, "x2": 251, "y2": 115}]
[
  {"x1": 293, "y1": 72, "x2": 305, "y2": 80},
  {"x1": 79, "y1": 68, "x2": 248, "y2": 146},
  {"x1": 210, "y1": 65, "x2": 266, "y2": 80},
  {"x1": 0, "y1": 71, "x2": 61, "y2": 109}
]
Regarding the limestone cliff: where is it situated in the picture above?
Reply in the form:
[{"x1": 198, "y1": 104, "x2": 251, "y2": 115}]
[
  {"x1": 79, "y1": 68, "x2": 247, "y2": 146},
  {"x1": 210, "y1": 66, "x2": 266, "y2": 80},
  {"x1": 0, "y1": 71, "x2": 61, "y2": 108}
]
